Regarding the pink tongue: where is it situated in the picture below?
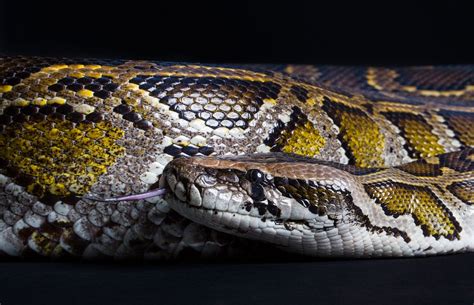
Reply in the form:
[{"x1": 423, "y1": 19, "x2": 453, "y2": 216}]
[{"x1": 83, "y1": 188, "x2": 167, "y2": 202}]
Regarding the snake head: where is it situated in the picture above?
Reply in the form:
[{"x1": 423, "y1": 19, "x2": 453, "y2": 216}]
[{"x1": 163, "y1": 153, "x2": 359, "y2": 254}]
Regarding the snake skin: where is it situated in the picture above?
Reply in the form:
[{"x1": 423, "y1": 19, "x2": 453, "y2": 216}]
[
  {"x1": 164, "y1": 150, "x2": 473, "y2": 257},
  {"x1": 0, "y1": 56, "x2": 473, "y2": 259}
]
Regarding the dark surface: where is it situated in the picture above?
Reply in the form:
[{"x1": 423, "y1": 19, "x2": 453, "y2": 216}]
[
  {"x1": 1, "y1": 1, "x2": 473, "y2": 65},
  {"x1": 0, "y1": 254, "x2": 473, "y2": 305},
  {"x1": 1, "y1": 1, "x2": 473, "y2": 305}
]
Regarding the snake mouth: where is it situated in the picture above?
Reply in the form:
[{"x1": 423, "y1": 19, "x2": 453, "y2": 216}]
[{"x1": 161, "y1": 155, "x2": 315, "y2": 244}]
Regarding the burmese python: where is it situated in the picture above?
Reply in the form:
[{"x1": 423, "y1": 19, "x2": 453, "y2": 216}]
[{"x1": 0, "y1": 56, "x2": 472, "y2": 259}]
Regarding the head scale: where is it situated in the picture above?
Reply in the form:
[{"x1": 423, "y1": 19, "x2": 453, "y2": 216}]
[{"x1": 162, "y1": 153, "x2": 358, "y2": 254}]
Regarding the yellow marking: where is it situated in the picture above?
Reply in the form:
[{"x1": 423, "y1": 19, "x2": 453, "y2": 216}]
[
  {"x1": 46, "y1": 128, "x2": 62, "y2": 140},
  {"x1": 277, "y1": 121, "x2": 326, "y2": 157},
  {"x1": 263, "y1": 98, "x2": 276, "y2": 105},
  {"x1": 339, "y1": 111, "x2": 385, "y2": 167},
  {"x1": 84, "y1": 65, "x2": 102, "y2": 70},
  {"x1": 418, "y1": 89, "x2": 467, "y2": 97},
  {"x1": 158, "y1": 65, "x2": 271, "y2": 82},
  {"x1": 85, "y1": 128, "x2": 105, "y2": 139},
  {"x1": 33, "y1": 98, "x2": 47, "y2": 106},
  {"x1": 401, "y1": 86, "x2": 417, "y2": 92},
  {"x1": 161, "y1": 71, "x2": 259, "y2": 79},
  {"x1": 67, "y1": 128, "x2": 83, "y2": 139},
  {"x1": 365, "y1": 182, "x2": 460, "y2": 240},
  {"x1": 69, "y1": 64, "x2": 85, "y2": 69},
  {"x1": 0, "y1": 118, "x2": 125, "y2": 198},
  {"x1": 13, "y1": 98, "x2": 29, "y2": 107},
  {"x1": 102, "y1": 73, "x2": 117, "y2": 79},
  {"x1": 77, "y1": 89, "x2": 94, "y2": 98},
  {"x1": 306, "y1": 98, "x2": 317, "y2": 107},
  {"x1": 368, "y1": 67, "x2": 474, "y2": 97},
  {"x1": 74, "y1": 104, "x2": 95, "y2": 114},
  {"x1": 397, "y1": 117, "x2": 445, "y2": 158},
  {"x1": 43, "y1": 64, "x2": 69, "y2": 72},
  {"x1": 440, "y1": 167, "x2": 457, "y2": 175},
  {"x1": 143, "y1": 96, "x2": 160, "y2": 107},
  {"x1": 126, "y1": 96, "x2": 143, "y2": 106},
  {"x1": 323, "y1": 99, "x2": 385, "y2": 167},
  {"x1": 48, "y1": 97, "x2": 66, "y2": 105},
  {"x1": 29, "y1": 231, "x2": 57, "y2": 256},
  {"x1": 123, "y1": 83, "x2": 139, "y2": 90},
  {"x1": 86, "y1": 71, "x2": 102, "y2": 78},
  {"x1": 70, "y1": 72, "x2": 85, "y2": 78},
  {"x1": 242, "y1": 76, "x2": 266, "y2": 82},
  {"x1": 50, "y1": 183, "x2": 67, "y2": 196},
  {"x1": 44, "y1": 78, "x2": 57, "y2": 86},
  {"x1": 425, "y1": 156, "x2": 440, "y2": 165},
  {"x1": 366, "y1": 67, "x2": 389, "y2": 91},
  {"x1": 0, "y1": 85, "x2": 12, "y2": 93},
  {"x1": 39, "y1": 172, "x2": 55, "y2": 185},
  {"x1": 284, "y1": 66, "x2": 295, "y2": 74}
]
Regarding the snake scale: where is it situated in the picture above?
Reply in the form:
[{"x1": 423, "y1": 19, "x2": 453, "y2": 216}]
[{"x1": 0, "y1": 56, "x2": 472, "y2": 259}]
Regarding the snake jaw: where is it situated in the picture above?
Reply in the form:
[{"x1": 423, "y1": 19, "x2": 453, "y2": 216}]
[{"x1": 162, "y1": 154, "x2": 343, "y2": 249}]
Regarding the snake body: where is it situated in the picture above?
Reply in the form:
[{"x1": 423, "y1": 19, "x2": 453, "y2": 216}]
[{"x1": 0, "y1": 56, "x2": 473, "y2": 259}]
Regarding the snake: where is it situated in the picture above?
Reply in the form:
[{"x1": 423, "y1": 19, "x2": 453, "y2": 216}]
[{"x1": 0, "y1": 56, "x2": 473, "y2": 259}]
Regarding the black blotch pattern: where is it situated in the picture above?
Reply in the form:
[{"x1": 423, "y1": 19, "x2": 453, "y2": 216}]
[
  {"x1": 267, "y1": 201, "x2": 281, "y2": 217},
  {"x1": 112, "y1": 103, "x2": 153, "y2": 130},
  {"x1": 0, "y1": 104, "x2": 104, "y2": 127},
  {"x1": 321, "y1": 96, "x2": 371, "y2": 165},
  {"x1": 438, "y1": 147, "x2": 474, "y2": 173},
  {"x1": 290, "y1": 85, "x2": 309, "y2": 103},
  {"x1": 264, "y1": 106, "x2": 307, "y2": 150},
  {"x1": 381, "y1": 111, "x2": 431, "y2": 159},
  {"x1": 129, "y1": 75, "x2": 281, "y2": 129},
  {"x1": 250, "y1": 184, "x2": 266, "y2": 202},
  {"x1": 363, "y1": 180, "x2": 462, "y2": 241},
  {"x1": 48, "y1": 76, "x2": 119, "y2": 99},
  {"x1": 253, "y1": 201, "x2": 267, "y2": 216},
  {"x1": 163, "y1": 144, "x2": 214, "y2": 158},
  {"x1": 396, "y1": 159, "x2": 442, "y2": 177},
  {"x1": 438, "y1": 109, "x2": 474, "y2": 147}
]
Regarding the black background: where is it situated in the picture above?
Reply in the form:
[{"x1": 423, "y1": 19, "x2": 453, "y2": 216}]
[
  {"x1": 0, "y1": 1, "x2": 473, "y2": 305},
  {"x1": 1, "y1": 1, "x2": 474, "y2": 65}
]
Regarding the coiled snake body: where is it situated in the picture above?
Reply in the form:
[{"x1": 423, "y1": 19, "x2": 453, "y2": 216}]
[{"x1": 0, "y1": 56, "x2": 472, "y2": 259}]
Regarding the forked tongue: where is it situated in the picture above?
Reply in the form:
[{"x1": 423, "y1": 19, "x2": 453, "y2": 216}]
[{"x1": 83, "y1": 188, "x2": 167, "y2": 202}]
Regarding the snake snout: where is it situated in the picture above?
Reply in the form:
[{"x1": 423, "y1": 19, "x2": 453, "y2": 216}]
[{"x1": 163, "y1": 157, "x2": 208, "y2": 207}]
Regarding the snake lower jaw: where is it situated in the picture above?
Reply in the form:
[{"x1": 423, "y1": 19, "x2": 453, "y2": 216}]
[{"x1": 166, "y1": 194, "x2": 294, "y2": 250}]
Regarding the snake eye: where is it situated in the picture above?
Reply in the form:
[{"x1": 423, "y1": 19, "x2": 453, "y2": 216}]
[{"x1": 247, "y1": 169, "x2": 265, "y2": 184}]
